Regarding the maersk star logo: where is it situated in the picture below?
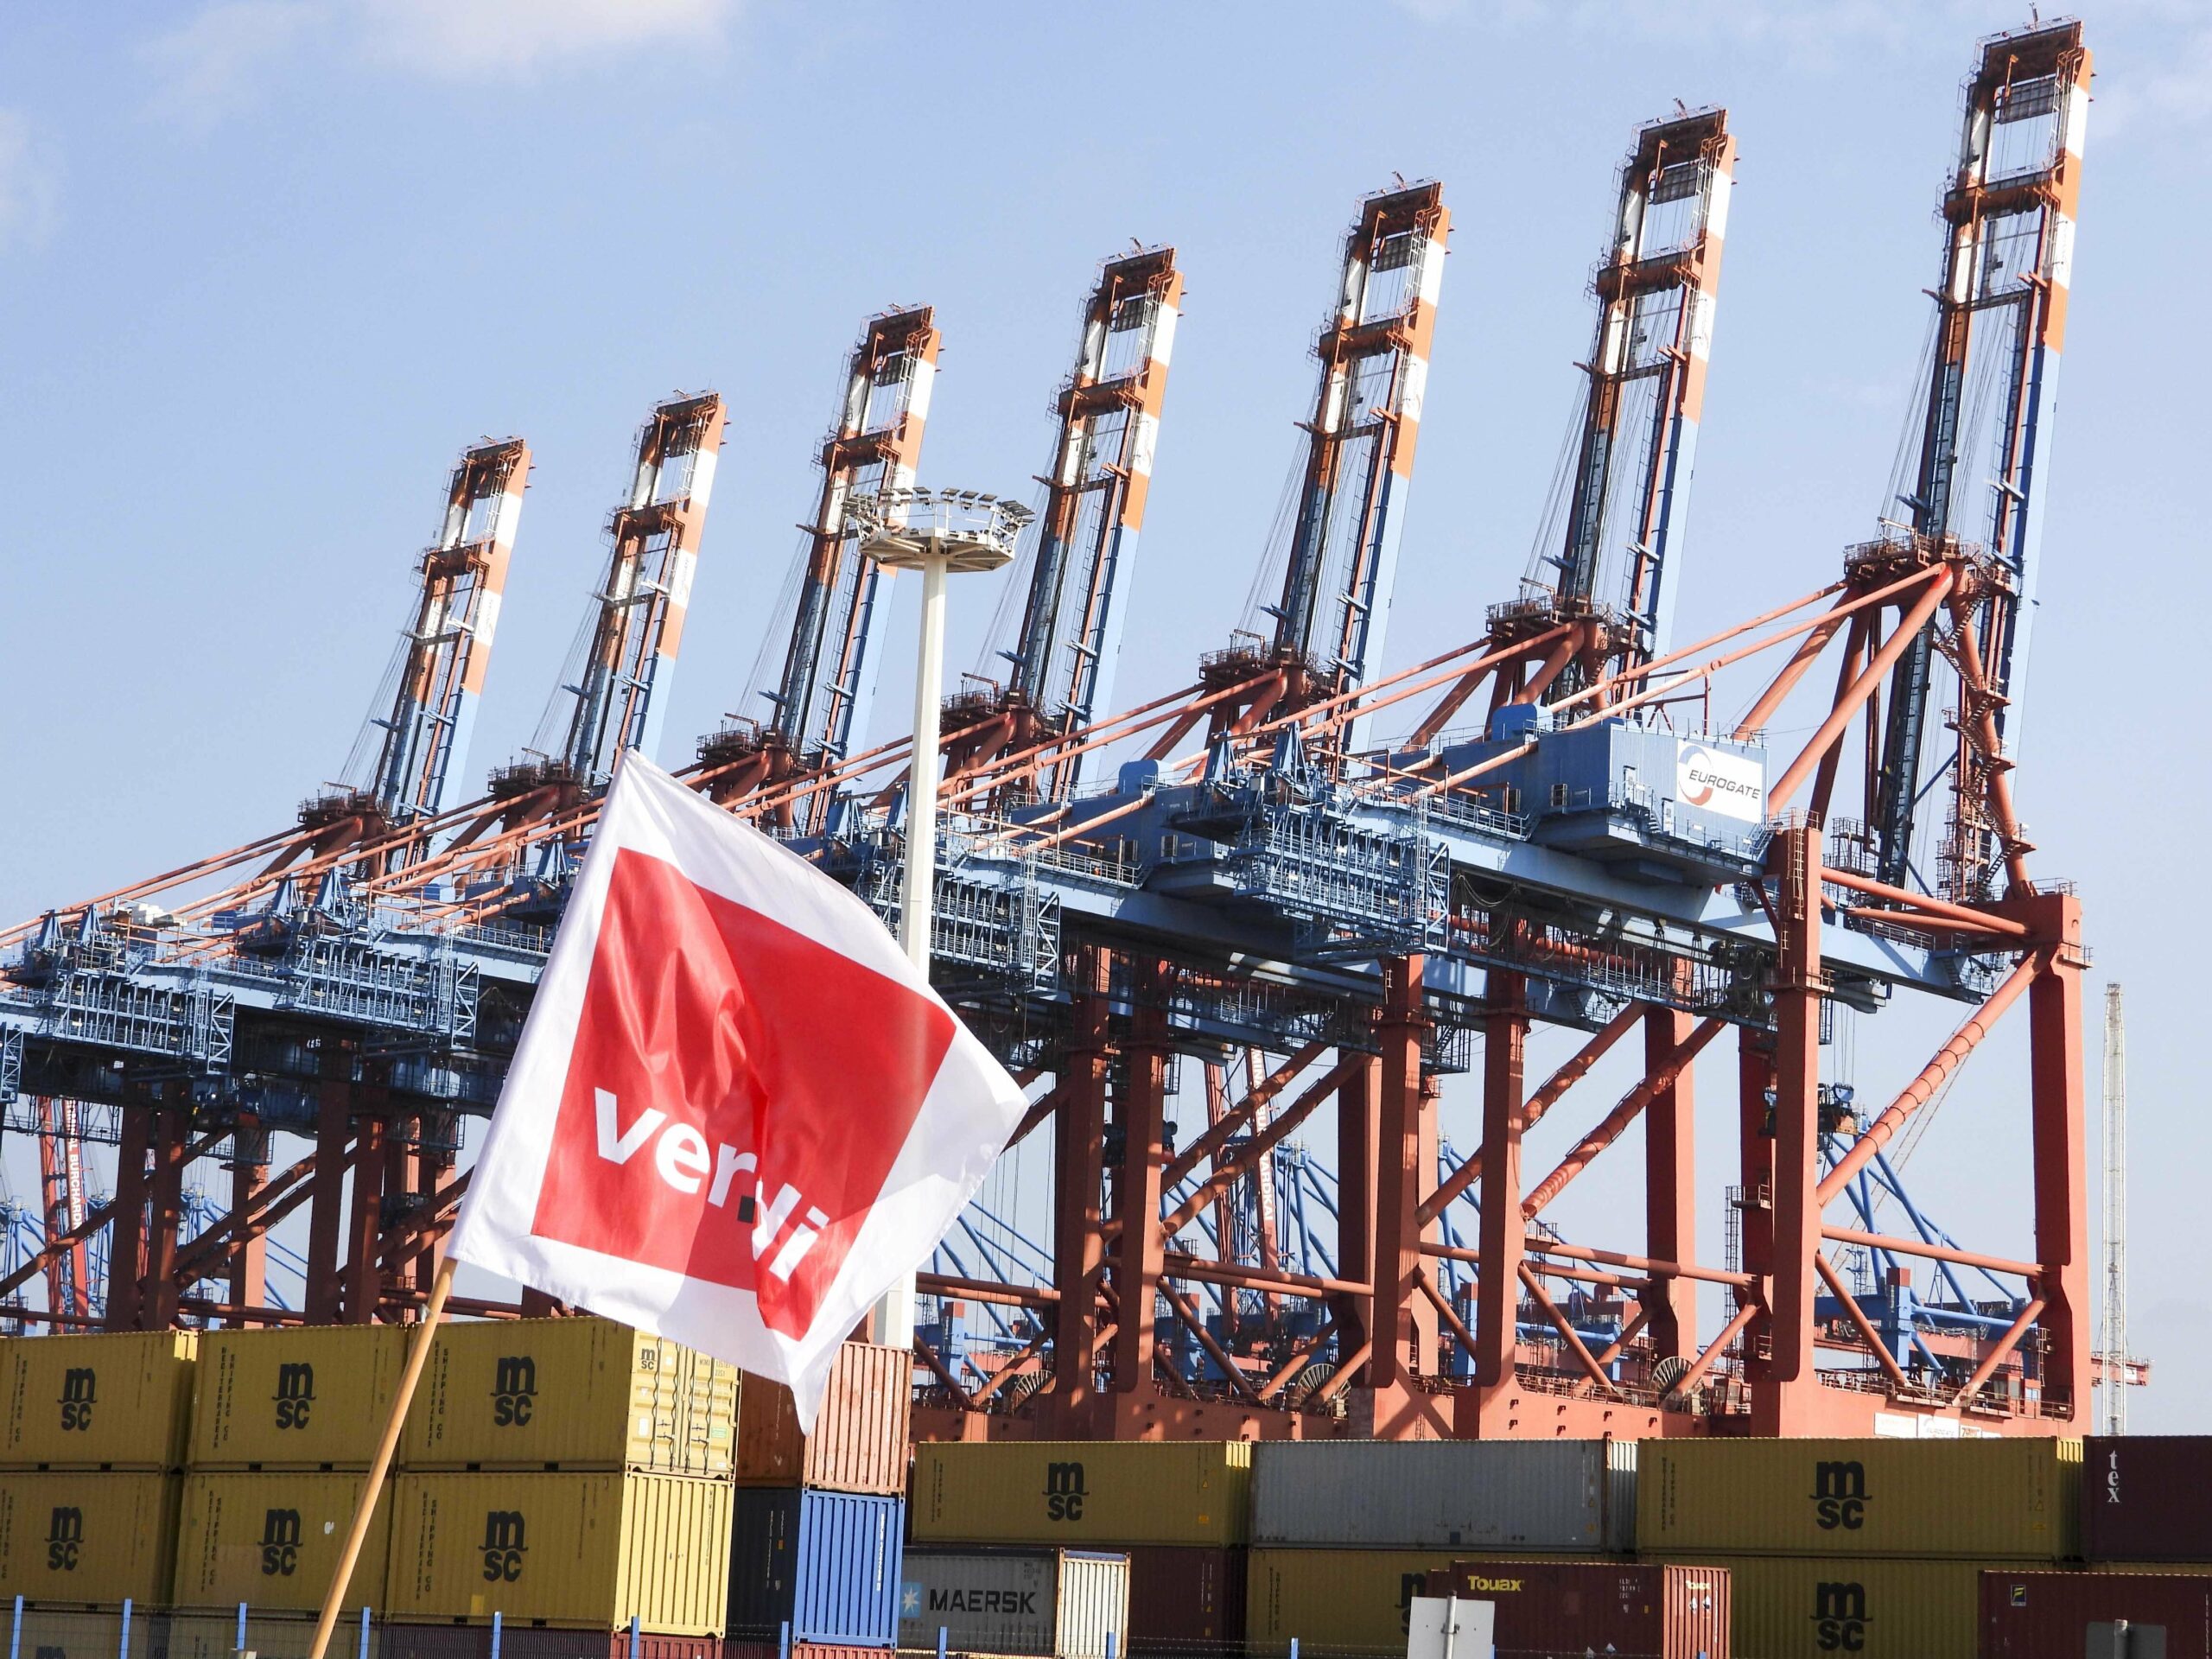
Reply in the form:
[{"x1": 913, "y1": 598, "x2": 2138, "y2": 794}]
[{"x1": 901, "y1": 1583, "x2": 922, "y2": 1617}]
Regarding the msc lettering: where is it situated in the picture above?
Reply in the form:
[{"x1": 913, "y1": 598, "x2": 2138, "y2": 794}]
[
  {"x1": 274, "y1": 1362, "x2": 315, "y2": 1430},
  {"x1": 481, "y1": 1510, "x2": 527, "y2": 1582},
  {"x1": 1812, "y1": 1459, "x2": 1867, "y2": 1530},
  {"x1": 1042, "y1": 1460, "x2": 1086, "y2": 1521},
  {"x1": 493, "y1": 1356, "x2": 537, "y2": 1427}
]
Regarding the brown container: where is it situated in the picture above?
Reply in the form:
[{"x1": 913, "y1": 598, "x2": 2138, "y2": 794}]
[
  {"x1": 726, "y1": 1649, "x2": 880, "y2": 1659},
  {"x1": 2084, "y1": 1436, "x2": 2212, "y2": 1564},
  {"x1": 1428, "y1": 1560, "x2": 1727, "y2": 1659},
  {"x1": 379, "y1": 1625, "x2": 723, "y2": 1659},
  {"x1": 1124, "y1": 1547, "x2": 1245, "y2": 1657},
  {"x1": 734, "y1": 1344, "x2": 909, "y2": 1495},
  {"x1": 1980, "y1": 1568, "x2": 2212, "y2": 1657}
]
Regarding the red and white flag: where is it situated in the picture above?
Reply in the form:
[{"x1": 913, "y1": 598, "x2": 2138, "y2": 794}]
[{"x1": 448, "y1": 753, "x2": 1027, "y2": 1428}]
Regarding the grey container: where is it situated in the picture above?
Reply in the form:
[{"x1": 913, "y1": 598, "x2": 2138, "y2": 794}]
[
  {"x1": 899, "y1": 1548, "x2": 1131, "y2": 1658},
  {"x1": 1250, "y1": 1438, "x2": 1637, "y2": 1553}
]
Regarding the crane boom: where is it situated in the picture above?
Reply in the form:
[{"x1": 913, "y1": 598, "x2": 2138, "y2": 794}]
[
  {"x1": 1871, "y1": 22, "x2": 2088, "y2": 895},
  {"x1": 1504, "y1": 110, "x2": 1732, "y2": 699},
  {"x1": 369, "y1": 438, "x2": 531, "y2": 823}
]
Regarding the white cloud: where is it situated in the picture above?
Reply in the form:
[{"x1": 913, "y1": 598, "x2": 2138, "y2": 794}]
[
  {"x1": 143, "y1": 0, "x2": 737, "y2": 125},
  {"x1": 143, "y1": 0, "x2": 327, "y2": 130},
  {"x1": 353, "y1": 0, "x2": 734, "y2": 79},
  {"x1": 0, "y1": 110, "x2": 60, "y2": 250}
]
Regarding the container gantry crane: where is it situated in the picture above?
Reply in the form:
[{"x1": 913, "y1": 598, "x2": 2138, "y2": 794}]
[
  {"x1": 0, "y1": 22, "x2": 2114, "y2": 1444},
  {"x1": 697, "y1": 310, "x2": 938, "y2": 825},
  {"x1": 492, "y1": 393, "x2": 725, "y2": 823},
  {"x1": 944, "y1": 248, "x2": 1182, "y2": 801}
]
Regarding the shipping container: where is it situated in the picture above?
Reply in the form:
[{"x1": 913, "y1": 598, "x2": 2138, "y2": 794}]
[
  {"x1": 191, "y1": 1325, "x2": 408, "y2": 1469},
  {"x1": 912, "y1": 1442, "x2": 1251, "y2": 1548},
  {"x1": 1251, "y1": 1439, "x2": 1635, "y2": 1553},
  {"x1": 1980, "y1": 1567, "x2": 2212, "y2": 1657},
  {"x1": 378, "y1": 1624, "x2": 723, "y2": 1659},
  {"x1": 156, "y1": 1611, "x2": 379, "y2": 1659},
  {"x1": 0, "y1": 1470, "x2": 177, "y2": 1606},
  {"x1": 172, "y1": 1471, "x2": 387, "y2": 1613},
  {"x1": 725, "y1": 1489, "x2": 900, "y2": 1649},
  {"x1": 1651, "y1": 1553, "x2": 1995, "y2": 1659},
  {"x1": 0, "y1": 1331, "x2": 197, "y2": 1469},
  {"x1": 385, "y1": 1471, "x2": 731, "y2": 1634},
  {"x1": 1245, "y1": 1548, "x2": 1494, "y2": 1654},
  {"x1": 1123, "y1": 1547, "x2": 1244, "y2": 1659},
  {"x1": 1636, "y1": 1437, "x2": 2082, "y2": 1560},
  {"x1": 897, "y1": 1548, "x2": 1128, "y2": 1657},
  {"x1": 404, "y1": 1317, "x2": 738, "y2": 1478},
  {"x1": 733, "y1": 1344, "x2": 908, "y2": 1496},
  {"x1": 2084, "y1": 1436, "x2": 2212, "y2": 1564},
  {"x1": 0, "y1": 1606, "x2": 162, "y2": 1659},
  {"x1": 1426, "y1": 1559, "x2": 1727, "y2": 1659}
]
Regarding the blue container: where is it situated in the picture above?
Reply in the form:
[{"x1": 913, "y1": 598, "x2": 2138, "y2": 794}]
[{"x1": 728, "y1": 1488, "x2": 905, "y2": 1648}]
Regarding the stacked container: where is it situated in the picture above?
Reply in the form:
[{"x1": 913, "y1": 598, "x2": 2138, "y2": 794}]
[
  {"x1": 383, "y1": 1315, "x2": 740, "y2": 1659},
  {"x1": 910, "y1": 1440, "x2": 1252, "y2": 1657},
  {"x1": 725, "y1": 1343, "x2": 911, "y2": 1658},
  {"x1": 1424, "y1": 1559, "x2": 1729, "y2": 1659},
  {"x1": 1243, "y1": 1439, "x2": 1635, "y2": 1655},
  {"x1": 1636, "y1": 1436, "x2": 2083, "y2": 1659},
  {"x1": 896, "y1": 1549, "x2": 1129, "y2": 1657},
  {"x1": 0, "y1": 1328, "x2": 195, "y2": 1652},
  {"x1": 173, "y1": 1321, "x2": 410, "y2": 1640}
]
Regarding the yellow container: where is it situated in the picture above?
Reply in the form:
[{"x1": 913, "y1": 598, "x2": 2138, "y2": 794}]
[
  {"x1": 161, "y1": 1612, "x2": 323, "y2": 1659},
  {"x1": 1654, "y1": 1553, "x2": 1998, "y2": 1659},
  {"x1": 2, "y1": 1607, "x2": 162, "y2": 1659},
  {"x1": 190, "y1": 1325, "x2": 409, "y2": 1469},
  {"x1": 0, "y1": 1331, "x2": 197, "y2": 1469},
  {"x1": 1635, "y1": 1436, "x2": 2082, "y2": 1560},
  {"x1": 403, "y1": 1316, "x2": 739, "y2": 1476},
  {"x1": 1246, "y1": 1548, "x2": 1486, "y2": 1652},
  {"x1": 384, "y1": 1471, "x2": 731, "y2": 1633},
  {"x1": 173, "y1": 1471, "x2": 389, "y2": 1612},
  {"x1": 0, "y1": 1470, "x2": 177, "y2": 1605},
  {"x1": 912, "y1": 1441, "x2": 1252, "y2": 1547}
]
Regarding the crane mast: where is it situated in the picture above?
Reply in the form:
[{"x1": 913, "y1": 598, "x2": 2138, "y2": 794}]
[
  {"x1": 1867, "y1": 22, "x2": 2088, "y2": 896},
  {"x1": 368, "y1": 439, "x2": 531, "y2": 824},
  {"x1": 1186, "y1": 181, "x2": 1447, "y2": 750},
  {"x1": 2099, "y1": 980, "x2": 2127, "y2": 1435},
  {"x1": 699, "y1": 309, "x2": 937, "y2": 824},
  {"x1": 1496, "y1": 110, "x2": 1732, "y2": 704},
  {"x1": 944, "y1": 251, "x2": 1180, "y2": 800},
  {"x1": 497, "y1": 393, "x2": 724, "y2": 811}
]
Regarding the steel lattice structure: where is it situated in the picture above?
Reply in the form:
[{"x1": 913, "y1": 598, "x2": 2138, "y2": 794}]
[{"x1": 0, "y1": 21, "x2": 2120, "y2": 1441}]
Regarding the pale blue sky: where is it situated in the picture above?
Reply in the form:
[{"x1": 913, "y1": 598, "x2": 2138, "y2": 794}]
[{"x1": 2, "y1": 0, "x2": 2207, "y2": 1426}]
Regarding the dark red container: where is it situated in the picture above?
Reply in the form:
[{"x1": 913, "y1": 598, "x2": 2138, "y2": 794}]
[
  {"x1": 735, "y1": 1342, "x2": 912, "y2": 1496},
  {"x1": 1427, "y1": 1560, "x2": 1728, "y2": 1659},
  {"x1": 2085, "y1": 1436, "x2": 2212, "y2": 1563},
  {"x1": 379, "y1": 1625, "x2": 721, "y2": 1659},
  {"x1": 1124, "y1": 1547, "x2": 1247, "y2": 1657},
  {"x1": 1981, "y1": 1569, "x2": 2212, "y2": 1657}
]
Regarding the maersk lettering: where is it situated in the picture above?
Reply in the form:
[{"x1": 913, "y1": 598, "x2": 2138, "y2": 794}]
[
  {"x1": 1814, "y1": 1580, "x2": 1869, "y2": 1651},
  {"x1": 1813, "y1": 1459, "x2": 1867, "y2": 1530},
  {"x1": 1043, "y1": 1460, "x2": 1087, "y2": 1521},
  {"x1": 928, "y1": 1588, "x2": 1040, "y2": 1614}
]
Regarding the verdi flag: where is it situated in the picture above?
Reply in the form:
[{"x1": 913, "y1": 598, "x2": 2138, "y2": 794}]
[{"x1": 448, "y1": 753, "x2": 1027, "y2": 1427}]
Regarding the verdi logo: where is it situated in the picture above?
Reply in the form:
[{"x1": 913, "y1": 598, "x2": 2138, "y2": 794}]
[
  {"x1": 1813, "y1": 1580, "x2": 1868, "y2": 1651},
  {"x1": 1042, "y1": 1460, "x2": 1086, "y2": 1522},
  {"x1": 260, "y1": 1508, "x2": 302, "y2": 1576},
  {"x1": 492, "y1": 1355, "x2": 537, "y2": 1427},
  {"x1": 480, "y1": 1510, "x2": 527, "y2": 1582},
  {"x1": 274, "y1": 1361, "x2": 315, "y2": 1430},
  {"x1": 46, "y1": 1506, "x2": 83, "y2": 1572},
  {"x1": 58, "y1": 1367, "x2": 95, "y2": 1432},
  {"x1": 1813, "y1": 1459, "x2": 1868, "y2": 1530}
]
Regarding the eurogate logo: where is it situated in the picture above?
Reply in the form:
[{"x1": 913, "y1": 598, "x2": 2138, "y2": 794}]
[{"x1": 1676, "y1": 744, "x2": 1764, "y2": 823}]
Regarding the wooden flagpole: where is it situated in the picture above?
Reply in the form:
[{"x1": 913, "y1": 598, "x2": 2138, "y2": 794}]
[{"x1": 307, "y1": 1256, "x2": 458, "y2": 1659}]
